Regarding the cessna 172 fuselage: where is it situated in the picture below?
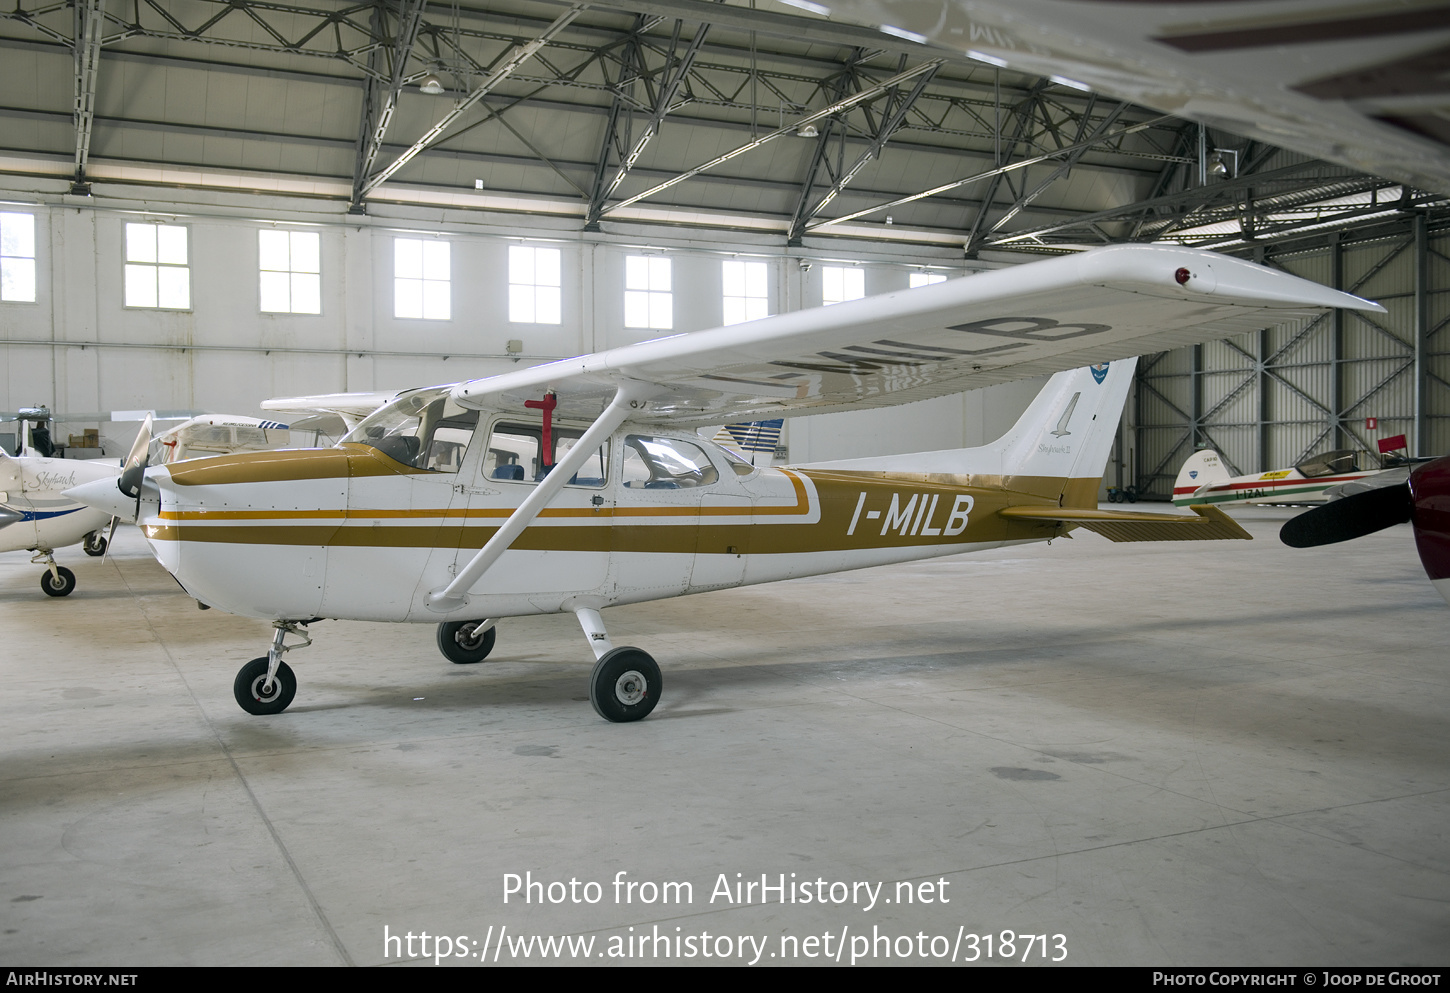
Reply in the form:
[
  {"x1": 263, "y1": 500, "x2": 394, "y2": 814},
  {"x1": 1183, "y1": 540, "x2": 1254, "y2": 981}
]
[{"x1": 66, "y1": 244, "x2": 1382, "y2": 722}]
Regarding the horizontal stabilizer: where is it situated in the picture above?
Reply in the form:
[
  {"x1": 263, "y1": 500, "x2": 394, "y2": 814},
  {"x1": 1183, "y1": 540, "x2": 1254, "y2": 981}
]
[{"x1": 999, "y1": 504, "x2": 1252, "y2": 542}]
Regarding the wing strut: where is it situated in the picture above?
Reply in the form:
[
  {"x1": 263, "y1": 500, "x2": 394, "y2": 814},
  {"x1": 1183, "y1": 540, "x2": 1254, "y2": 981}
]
[{"x1": 426, "y1": 380, "x2": 658, "y2": 612}]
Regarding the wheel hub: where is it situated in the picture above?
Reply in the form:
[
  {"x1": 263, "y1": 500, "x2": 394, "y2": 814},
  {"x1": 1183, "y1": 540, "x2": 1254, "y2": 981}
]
[
  {"x1": 614, "y1": 670, "x2": 647, "y2": 705},
  {"x1": 251, "y1": 675, "x2": 281, "y2": 703}
]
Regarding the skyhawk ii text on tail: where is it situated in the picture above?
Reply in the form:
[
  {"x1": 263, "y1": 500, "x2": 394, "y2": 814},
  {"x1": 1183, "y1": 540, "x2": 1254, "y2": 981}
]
[{"x1": 66, "y1": 245, "x2": 1381, "y2": 722}]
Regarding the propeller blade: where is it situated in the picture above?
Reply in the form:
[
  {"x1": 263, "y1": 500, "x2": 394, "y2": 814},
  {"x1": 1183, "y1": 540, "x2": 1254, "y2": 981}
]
[
  {"x1": 117, "y1": 413, "x2": 154, "y2": 499},
  {"x1": 103, "y1": 515, "x2": 119, "y2": 561},
  {"x1": 1280, "y1": 482, "x2": 1412, "y2": 548}
]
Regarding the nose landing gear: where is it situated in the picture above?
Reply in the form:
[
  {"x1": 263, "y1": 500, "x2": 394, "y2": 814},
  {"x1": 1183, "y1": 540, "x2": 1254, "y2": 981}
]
[{"x1": 233, "y1": 621, "x2": 311, "y2": 715}]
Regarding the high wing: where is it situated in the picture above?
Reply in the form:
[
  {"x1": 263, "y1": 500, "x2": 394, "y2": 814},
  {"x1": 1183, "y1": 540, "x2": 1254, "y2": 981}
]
[{"x1": 452, "y1": 245, "x2": 1382, "y2": 426}]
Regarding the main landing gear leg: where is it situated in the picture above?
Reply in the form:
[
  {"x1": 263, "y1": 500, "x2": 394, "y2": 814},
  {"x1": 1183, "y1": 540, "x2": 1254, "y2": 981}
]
[
  {"x1": 574, "y1": 607, "x2": 661, "y2": 724},
  {"x1": 32, "y1": 550, "x2": 76, "y2": 597},
  {"x1": 233, "y1": 621, "x2": 311, "y2": 716}
]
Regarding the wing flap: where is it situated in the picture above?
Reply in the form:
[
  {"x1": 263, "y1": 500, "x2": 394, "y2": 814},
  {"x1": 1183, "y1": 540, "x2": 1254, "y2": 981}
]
[
  {"x1": 999, "y1": 504, "x2": 1252, "y2": 542},
  {"x1": 452, "y1": 244, "x2": 1381, "y2": 426}
]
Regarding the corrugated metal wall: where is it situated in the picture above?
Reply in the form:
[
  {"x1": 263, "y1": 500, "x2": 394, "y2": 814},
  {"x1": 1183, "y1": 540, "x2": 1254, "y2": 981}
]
[{"x1": 1131, "y1": 215, "x2": 1450, "y2": 499}]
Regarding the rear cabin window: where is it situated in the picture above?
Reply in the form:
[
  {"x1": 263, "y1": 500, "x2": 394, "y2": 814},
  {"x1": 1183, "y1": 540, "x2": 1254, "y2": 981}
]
[
  {"x1": 484, "y1": 422, "x2": 607, "y2": 487},
  {"x1": 622, "y1": 435, "x2": 719, "y2": 489}
]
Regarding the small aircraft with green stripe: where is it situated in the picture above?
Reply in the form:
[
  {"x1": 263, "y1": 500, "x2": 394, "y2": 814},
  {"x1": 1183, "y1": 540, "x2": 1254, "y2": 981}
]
[{"x1": 1173, "y1": 447, "x2": 1400, "y2": 509}]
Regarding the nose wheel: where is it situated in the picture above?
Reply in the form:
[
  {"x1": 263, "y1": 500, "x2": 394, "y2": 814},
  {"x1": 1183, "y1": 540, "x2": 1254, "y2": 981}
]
[
  {"x1": 233, "y1": 621, "x2": 311, "y2": 715},
  {"x1": 234, "y1": 657, "x2": 297, "y2": 715}
]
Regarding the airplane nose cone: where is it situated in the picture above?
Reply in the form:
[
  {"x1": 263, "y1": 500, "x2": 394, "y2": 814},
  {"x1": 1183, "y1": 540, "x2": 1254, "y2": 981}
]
[{"x1": 64, "y1": 476, "x2": 138, "y2": 522}]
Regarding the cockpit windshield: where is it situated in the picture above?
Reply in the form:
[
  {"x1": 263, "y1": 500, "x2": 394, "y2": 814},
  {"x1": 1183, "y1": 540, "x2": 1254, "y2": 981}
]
[{"x1": 340, "y1": 387, "x2": 478, "y2": 473}]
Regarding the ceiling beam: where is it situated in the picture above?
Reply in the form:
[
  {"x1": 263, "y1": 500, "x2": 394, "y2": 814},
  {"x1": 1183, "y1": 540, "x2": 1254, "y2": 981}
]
[
  {"x1": 807, "y1": 107, "x2": 1172, "y2": 234},
  {"x1": 358, "y1": 2, "x2": 586, "y2": 201},
  {"x1": 789, "y1": 57, "x2": 939, "y2": 244},
  {"x1": 350, "y1": 0, "x2": 427, "y2": 210},
  {"x1": 558, "y1": 0, "x2": 957, "y2": 63},
  {"x1": 70, "y1": 0, "x2": 105, "y2": 194},
  {"x1": 600, "y1": 58, "x2": 942, "y2": 217},
  {"x1": 587, "y1": 18, "x2": 711, "y2": 227}
]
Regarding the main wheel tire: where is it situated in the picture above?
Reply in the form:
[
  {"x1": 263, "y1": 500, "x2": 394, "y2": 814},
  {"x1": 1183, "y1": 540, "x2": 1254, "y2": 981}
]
[
  {"x1": 82, "y1": 531, "x2": 107, "y2": 556},
  {"x1": 233, "y1": 657, "x2": 297, "y2": 716},
  {"x1": 437, "y1": 620, "x2": 497, "y2": 664},
  {"x1": 589, "y1": 647, "x2": 661, "y2": 723},
  {"x1": 40, "y1": 566, "x2": 76, "y2": 597}
]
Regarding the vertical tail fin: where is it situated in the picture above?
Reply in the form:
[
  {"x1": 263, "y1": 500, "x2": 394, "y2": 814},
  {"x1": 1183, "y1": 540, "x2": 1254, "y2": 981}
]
[
  {"x1": 995, "y1": 358, "x2": 1136, "y2": 483},
  {"x1": 1173, "y1": 449, "x2": 1229, "y2": 505}
]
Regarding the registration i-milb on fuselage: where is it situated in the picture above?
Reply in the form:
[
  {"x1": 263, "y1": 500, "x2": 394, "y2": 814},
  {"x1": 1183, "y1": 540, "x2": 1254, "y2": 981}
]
[{"x1": 101, "y1": 358, "x2": 1234, "y2": 721}]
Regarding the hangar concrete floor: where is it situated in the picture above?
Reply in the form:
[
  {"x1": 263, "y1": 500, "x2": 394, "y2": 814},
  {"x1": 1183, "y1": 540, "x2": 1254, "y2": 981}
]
[{"x1": 2, "y1": 507, "x2": 1447, "y2": 967}]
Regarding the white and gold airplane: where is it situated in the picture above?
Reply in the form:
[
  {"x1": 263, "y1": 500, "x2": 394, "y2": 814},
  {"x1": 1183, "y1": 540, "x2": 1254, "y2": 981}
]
[{"x1": 66, "y1": 245, "x2": 1380, "y2": 721}]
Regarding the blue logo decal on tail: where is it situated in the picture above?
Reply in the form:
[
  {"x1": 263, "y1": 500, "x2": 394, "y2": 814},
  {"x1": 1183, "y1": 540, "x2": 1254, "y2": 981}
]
[
  {"x1": 1189, "y1": 470, "x2": 1198, "y2": 479},
  {"x1": 1090, "y1": 363, "x2": 1110, "y2": 385}
]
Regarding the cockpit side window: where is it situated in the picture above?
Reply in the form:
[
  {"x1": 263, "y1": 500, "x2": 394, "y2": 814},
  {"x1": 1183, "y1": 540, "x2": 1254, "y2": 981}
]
[
  {"x1": 622, "y1": 435, "x2": 720, "y2": 489},
  {"x1": 484, "y1": 422, "x2": 607, "y2": 487}
]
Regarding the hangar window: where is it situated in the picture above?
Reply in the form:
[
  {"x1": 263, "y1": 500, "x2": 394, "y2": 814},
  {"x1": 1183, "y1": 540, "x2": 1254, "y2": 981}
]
[
  {"x1": 722, "y1": 260, "x2": 768, "y2": 325},
  {"x1": 1, "y1": 213, "x2": 36, "y2": 302},
  {"x1": 509, "y1": 245, "x2": 561, "y2": 324},
  {"x1": 259, "y1": 229, "x2": 321, "y2": 314},
  {"x1": 910, "y1": 271, "x2": 945, "y2": 288},
  {"x1": 822, "y1": 265, "x2": 864, "y2": 306},
  {"x1": 625, "y1": 255, "x2": 671, "y2": 330},
  {"x1": 124, "y1": 222, "x2": 190, "y2": 310},
  {"x1": 395, "y1": 237, "x2": 450, "y2": 320}
]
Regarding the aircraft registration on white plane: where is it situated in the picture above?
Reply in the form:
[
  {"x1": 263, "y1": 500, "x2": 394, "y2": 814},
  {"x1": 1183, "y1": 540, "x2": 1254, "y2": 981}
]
[{"x1": 66, "y1": 244, "x2": 1382, "y2": 722}]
